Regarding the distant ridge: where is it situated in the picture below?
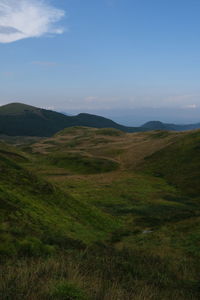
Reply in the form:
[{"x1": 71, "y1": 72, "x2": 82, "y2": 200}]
[
  {"x1": 142, "y1": 120, "x2": 200, "y2": 131},
  {"x1": 0, "y1": 102, "x2": 200, "y2": 137},
  {"x1": 0, "y1": 103, "x2": 139, "y2": 136}
]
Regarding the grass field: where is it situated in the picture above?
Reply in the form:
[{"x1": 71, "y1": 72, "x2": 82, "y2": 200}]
[{"x1": 1, "y1": 127, "x2": 200, "y2": 299}]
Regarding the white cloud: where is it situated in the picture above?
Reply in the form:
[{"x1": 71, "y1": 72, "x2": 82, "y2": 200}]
[
  {"x1": 183, "y1": 104, "x2": 198, "y2": 109},
  {"x1": 0, "y1": 0, "x2": 65, "y2": 43},
  {"x1": 165, "y1": 94, "x2": 196, "y2": 103}
]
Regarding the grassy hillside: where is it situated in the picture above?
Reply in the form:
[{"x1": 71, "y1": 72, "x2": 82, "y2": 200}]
[
  {"x1": 0, "y1": 143, "x2": 119, "y2": 258},
  {"x1": 140, "y1": 130, "x2": 200, "y2": 197},
  {"x1": 1, "y1": 128, "x2": 200, "y2": 299}
]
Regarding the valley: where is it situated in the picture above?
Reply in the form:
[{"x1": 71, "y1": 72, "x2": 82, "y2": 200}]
[
  {"x1": 1, "y1": 126, "x2": 200, "y2": 299},
  {"x1": 1, "y1": 0, "x2": 199, "y2": 298}
]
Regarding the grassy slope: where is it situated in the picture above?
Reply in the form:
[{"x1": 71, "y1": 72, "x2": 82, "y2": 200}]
[
  {"x1": 1, "y1": 128, "x2": 200, "y2": 299},
  {"x1": 29, "y1": 127, "x2": 200, "y2": 238},
  {"x1": 0, "y1": 143, "x2": 119, "y2": 257},
  {"x1": 140, "y1": 130, "x2": 200, "y2": 197}
]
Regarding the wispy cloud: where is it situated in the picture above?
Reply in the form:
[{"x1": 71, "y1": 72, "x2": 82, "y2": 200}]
[
  {"x1": 164, "y1": 94, "x2": 200, "y2": 105},
  {"x1": 183, "y1": 104, "x2": 198, "y2": 109},
  {"x1": 0, "y1": 0, "x2": 65, "y2": 43},
  {"x1": 84, "y1": 96, "x2": 98, "y2": 102}
]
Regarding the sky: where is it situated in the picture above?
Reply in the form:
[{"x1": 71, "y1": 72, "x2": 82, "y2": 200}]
[{"x1": 0, "y1": 0, "x2": 200, "y2": 125}]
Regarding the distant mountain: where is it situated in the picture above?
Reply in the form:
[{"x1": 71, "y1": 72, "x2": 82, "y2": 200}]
[
  {"x1": 0, "y1": 102, "x2": 200, "y2": 137},
  {"x1": 142, "y1": 120, "x2": 200, "y2": 131},
  {"x1": 0, "y1": 103, "x2": 139, "y2": 136},
  {"x1": 141, "y1": 121, "x2": 176, "y2": 131}
]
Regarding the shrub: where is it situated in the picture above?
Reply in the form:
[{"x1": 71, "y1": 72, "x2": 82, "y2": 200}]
[
  {"x1": 50, "y1": 281, "x2": 88, "y2": 300},
  {"x1": 0, "y1": 232, "x2": 17, "y2": 256},
  {"x1": 18, "y1": 237, "x2": 55, "y2": 257},
  {"x1": 0, "y1": 241, "x2": 17, "y2": 256}
]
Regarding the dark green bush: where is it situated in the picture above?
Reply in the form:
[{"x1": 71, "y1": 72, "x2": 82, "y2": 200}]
[
  {"x1": 50, "y1": 282, "x2": 88, "y2": 300},
  {"x1": 18, "y1": 237, "x2": 55, "y2": 257},
  {"x1": 0, "y1": 241, "x2": 17, "y2": 256}
]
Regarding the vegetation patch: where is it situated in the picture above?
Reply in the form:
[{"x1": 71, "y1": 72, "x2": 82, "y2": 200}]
[
  {"x1": 149, "y1": 130, "x2": 171, "y2": 139},
  {"x1": 95, "y1": 128, "x2": 124, "y2": 136},
  {"x1": 1, "y1": 129, "x2": 200, "y2": 299},
  {"x1": 49, "y1": 281, "x2": 88, "y2": 300},
  {"x1": 0, "y1": 148, "x2": 119, "y2": 257},
  {"x1": 140, "y1": 130, "x2": 200, "y2": 196},
  {"x1": 46, "y1": 152, "x2": 119, "y2": 174},
  {"x1": 55, "y1": 126, "x2": 93, "y2": 136}
]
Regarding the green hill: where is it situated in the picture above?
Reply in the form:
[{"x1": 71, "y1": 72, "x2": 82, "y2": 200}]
[
  {"x1": 0, "y1": 103, "x2": 39, "y2": 115},
  {"x1": 0, "y1": 143, "x2": 118, "y2": 257},
  {"x1": 0, "y1": 102, "x2": 139, "y2": 136},
  {"x1": 0, "y1": 103, "x2": 78, "y2": 137},
  {"x1": 142, "y1": 120, "x2": 200, "y2": 131},
  {"x1": 1, "y1": 129, "x2": 200, "y2": 299},
  {"x1": 1, "y1": 102, "x2": 200, "y2": 138},
  {"x1": 140, "y1": 130, "x2": 200, "y2": 197}
]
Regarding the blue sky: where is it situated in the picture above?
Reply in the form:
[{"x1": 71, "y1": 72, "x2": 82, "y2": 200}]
[{"x1": 0, "y1": 0, "x2": 200, "y2": 125}]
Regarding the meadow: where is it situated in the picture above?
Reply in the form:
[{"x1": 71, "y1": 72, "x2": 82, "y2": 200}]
[{"x1": 1, "y1": 127, "x2": 200, "y2": 299}]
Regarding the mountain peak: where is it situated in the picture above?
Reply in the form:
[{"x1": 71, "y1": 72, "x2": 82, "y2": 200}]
[
  {"x1": 0, "y1": 102, "x2": 40, "y2": 115},
  {"x1": 141, "y1": 120, "x2": 174, "y2": 130}
]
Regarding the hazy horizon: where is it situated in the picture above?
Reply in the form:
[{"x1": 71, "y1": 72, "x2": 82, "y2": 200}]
[{"x1": 1, "y1": 100, "x2": 200, "y2": 127}]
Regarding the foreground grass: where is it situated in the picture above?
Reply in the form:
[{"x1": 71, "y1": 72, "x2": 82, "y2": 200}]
[
  {"x1": 1, "y1": 129, "x2": 200, "y2": 299},
  {"x1": 1, "y1": 245, "x2": 199, "y2": 300}
]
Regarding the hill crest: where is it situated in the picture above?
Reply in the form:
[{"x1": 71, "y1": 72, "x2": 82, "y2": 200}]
[
  {"x1": 1, "y1": 102, "x2": 200, "y2": 137},
  {"x1": 0, "y1": 102, "x2": 40, "y2": 115}
]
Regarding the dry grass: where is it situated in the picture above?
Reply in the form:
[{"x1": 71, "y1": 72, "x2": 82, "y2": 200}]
[
  {"x1": 31, "y1": 129, "x2": 186, "y2": 170},
  {"x1": 1, "y1": 251, "x2": 197, "y2": 300}
]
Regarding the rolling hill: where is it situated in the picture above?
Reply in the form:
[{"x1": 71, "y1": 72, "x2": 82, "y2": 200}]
[
  {"x1": 142, "y1": 120, "x2": 200, "y2": 131},
  {"x1": 1, "y1": 102, "x2": 200, "y2": 137},
  {"x1": 0, "y1": 102, "x2": 139, "y2": 136},
  {"x1": 140, "y1": 130, "x2": 200, "y2": 197},
  {"x1": 0, "y1": 141, "x2": 118, "y2": 258},
  {"x1": 1, "y1": 128, "x2": 200, "y2": 299}
]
